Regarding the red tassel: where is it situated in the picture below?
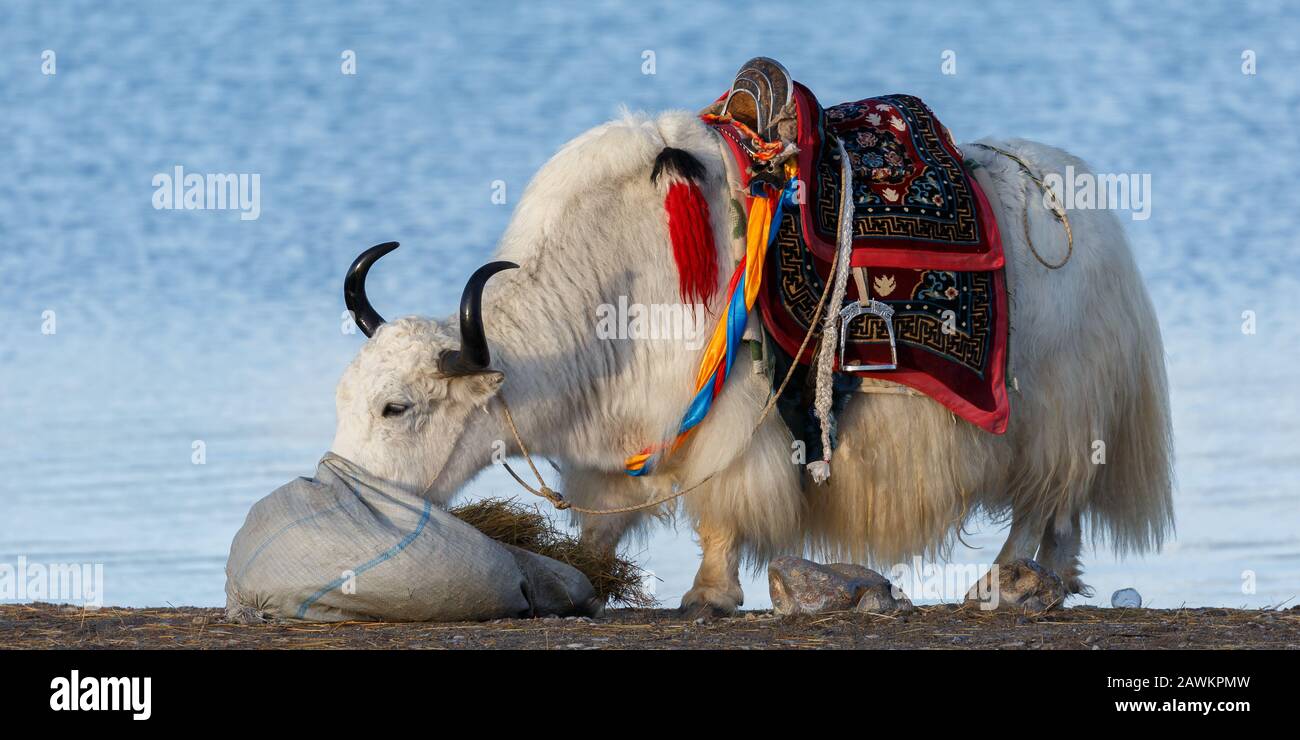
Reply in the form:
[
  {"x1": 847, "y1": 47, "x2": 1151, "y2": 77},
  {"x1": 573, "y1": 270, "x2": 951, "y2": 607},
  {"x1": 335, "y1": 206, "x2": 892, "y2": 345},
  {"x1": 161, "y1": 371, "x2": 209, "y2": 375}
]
[{"x1": 663, "y1": 181, "x2": 718, "y2": 305}]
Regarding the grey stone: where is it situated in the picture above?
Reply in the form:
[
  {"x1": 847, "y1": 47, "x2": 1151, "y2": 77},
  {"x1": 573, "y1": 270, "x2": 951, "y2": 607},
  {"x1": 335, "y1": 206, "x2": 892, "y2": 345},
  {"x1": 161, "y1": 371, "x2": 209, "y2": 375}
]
[
  {"x1": 768, "y1": 556, "x2": 913, "y2": 616},
  {"x1": 965, "y1": 558, "x2": 1065, "y2": 612},
  {"x1": 853, "y1": 580, "x2": 916, "y2": 614},
  {"x1": 1111, "y1": 587, "x2": 1142, "y2": 608}
]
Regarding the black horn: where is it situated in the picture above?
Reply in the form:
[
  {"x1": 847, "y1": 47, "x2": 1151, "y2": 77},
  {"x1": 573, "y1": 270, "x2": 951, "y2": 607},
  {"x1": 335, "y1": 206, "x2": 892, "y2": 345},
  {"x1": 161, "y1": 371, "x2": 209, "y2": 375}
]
[
  {"x1": 440, "y1": 261, "x2": 519, "y2": 374},
  {"x1": 344, "y1": 242, "x2": 399, "y2": 338}
]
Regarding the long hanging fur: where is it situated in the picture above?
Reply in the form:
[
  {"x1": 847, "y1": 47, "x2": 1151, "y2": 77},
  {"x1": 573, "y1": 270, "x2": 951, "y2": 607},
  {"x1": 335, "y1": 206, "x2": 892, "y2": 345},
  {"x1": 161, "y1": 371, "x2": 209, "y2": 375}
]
[
  {"x1": 331, "y1": 110, "x2": 1174, "y2": 614},
  {"x1": 652, "y1": 147, "x2": 718, "y2": 305},
  {"x1": 804, "y1": 139, "x2": 1174, "y2": 577}
]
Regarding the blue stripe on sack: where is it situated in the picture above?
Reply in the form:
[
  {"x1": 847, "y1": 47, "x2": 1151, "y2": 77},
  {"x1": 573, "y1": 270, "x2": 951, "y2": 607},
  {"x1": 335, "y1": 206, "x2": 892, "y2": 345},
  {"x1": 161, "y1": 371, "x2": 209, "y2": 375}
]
[
  {"x1": 235, "y1": 500, "x2": 351, "y2": 581},
  {"x1": 295, "y1": 499, "x2": 434, "y2": 619}
]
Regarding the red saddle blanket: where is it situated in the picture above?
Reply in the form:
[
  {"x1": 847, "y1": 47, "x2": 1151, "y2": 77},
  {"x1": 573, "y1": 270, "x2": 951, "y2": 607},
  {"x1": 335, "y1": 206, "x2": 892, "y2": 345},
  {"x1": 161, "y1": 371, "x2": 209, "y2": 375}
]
[{"x1": 714, "y1": 83, "x2": 1010, "y2": 433}]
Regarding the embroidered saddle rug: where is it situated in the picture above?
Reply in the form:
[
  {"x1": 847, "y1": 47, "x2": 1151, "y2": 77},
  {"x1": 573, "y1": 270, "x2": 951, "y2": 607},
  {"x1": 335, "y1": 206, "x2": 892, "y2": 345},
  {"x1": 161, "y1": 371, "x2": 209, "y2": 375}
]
[{"x1": 707, "y1": 79, "x2": 1010, "y2": 434}]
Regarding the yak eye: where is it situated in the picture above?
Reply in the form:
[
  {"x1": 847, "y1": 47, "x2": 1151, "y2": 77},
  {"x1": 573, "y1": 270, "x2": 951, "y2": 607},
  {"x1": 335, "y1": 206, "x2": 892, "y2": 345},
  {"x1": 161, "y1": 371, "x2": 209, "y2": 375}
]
[{"x1": 382, "y1": 402, "x2": 410, "y2": 418}]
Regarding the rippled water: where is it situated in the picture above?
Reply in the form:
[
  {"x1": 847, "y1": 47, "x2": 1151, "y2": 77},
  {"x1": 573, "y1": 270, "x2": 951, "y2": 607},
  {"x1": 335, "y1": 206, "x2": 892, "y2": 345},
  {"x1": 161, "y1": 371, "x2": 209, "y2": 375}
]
[{"x1": 2, "y1": 0, "x2": 1297, "y2": 610}]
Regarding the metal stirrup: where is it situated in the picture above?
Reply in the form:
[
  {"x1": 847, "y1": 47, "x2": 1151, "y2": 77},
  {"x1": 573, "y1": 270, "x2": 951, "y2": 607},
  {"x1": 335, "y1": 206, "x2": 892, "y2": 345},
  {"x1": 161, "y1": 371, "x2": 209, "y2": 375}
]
[{"x1": 839, "y1": 267, "x2": 897, "y2": 372}]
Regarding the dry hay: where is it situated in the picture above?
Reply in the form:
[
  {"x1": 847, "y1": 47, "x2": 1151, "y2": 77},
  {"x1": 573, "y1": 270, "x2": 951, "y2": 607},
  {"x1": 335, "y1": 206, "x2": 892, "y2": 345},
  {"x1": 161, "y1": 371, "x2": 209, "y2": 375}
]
[{"x1": 449, "y1": 497, "x2": 653, "y2": 607}]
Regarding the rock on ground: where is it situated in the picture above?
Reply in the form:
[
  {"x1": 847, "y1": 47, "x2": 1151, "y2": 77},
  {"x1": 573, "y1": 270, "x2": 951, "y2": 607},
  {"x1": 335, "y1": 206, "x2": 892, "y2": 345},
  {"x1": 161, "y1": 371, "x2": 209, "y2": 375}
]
[
  {"x1": 1111, "y1": 588, "x2": 1142, "y2": 608},
  {"x1": 768, "y1": 556, "x2": 914, "y2": 616}
]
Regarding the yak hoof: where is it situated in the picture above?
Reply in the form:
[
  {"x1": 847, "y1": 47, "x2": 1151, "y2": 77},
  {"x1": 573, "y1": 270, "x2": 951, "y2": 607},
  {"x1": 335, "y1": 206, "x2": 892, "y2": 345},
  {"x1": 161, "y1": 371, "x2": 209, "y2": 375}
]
[
  {"x1": 965, "y1": 558, "x2": 1066, "y2": 612},
  {"x1": 679, "y1": 586, "x2": 741, "y2": 620}
]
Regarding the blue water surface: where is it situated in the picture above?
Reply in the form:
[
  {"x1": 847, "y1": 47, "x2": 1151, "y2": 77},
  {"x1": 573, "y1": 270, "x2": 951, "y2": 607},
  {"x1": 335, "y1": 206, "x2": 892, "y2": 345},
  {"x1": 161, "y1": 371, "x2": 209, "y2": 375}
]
[{"x1": 1, "y1": 0, "x2": 1297, "y2": 609}]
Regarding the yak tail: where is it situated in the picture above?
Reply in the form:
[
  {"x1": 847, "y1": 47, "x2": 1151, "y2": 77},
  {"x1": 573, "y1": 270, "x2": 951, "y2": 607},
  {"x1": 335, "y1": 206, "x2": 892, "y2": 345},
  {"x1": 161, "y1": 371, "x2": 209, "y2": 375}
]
[
  {"x1": 1085, "y1": 267, "x2": 1176, "y2": 556},
  {"x1": 981, "y1": 138, "x2": 1176, "y2": 558}
]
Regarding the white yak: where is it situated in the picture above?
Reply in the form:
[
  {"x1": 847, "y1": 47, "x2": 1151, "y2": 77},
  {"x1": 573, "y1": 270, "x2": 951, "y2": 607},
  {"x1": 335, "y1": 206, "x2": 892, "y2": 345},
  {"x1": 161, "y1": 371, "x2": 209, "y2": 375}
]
[{"x1": 330, "y1": 108, "x2": 1173, "y2": 616}]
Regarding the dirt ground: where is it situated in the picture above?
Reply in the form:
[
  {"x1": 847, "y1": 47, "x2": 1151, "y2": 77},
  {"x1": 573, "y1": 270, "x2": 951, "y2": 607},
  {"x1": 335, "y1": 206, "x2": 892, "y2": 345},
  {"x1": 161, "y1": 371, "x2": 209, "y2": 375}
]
[{"x1": 3, "y1": 602, "x2": 1298, "y2": 649}]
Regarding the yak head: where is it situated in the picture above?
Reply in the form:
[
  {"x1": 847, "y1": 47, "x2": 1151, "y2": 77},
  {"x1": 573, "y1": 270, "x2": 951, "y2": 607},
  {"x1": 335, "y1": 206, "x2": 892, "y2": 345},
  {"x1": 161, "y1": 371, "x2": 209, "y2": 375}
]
[
  {"x1": 329, "y1": 111, "x2": 727, "y2": 500},
  {"x1": 329, "y1": 242, "x2": 516, "y2": 500}
]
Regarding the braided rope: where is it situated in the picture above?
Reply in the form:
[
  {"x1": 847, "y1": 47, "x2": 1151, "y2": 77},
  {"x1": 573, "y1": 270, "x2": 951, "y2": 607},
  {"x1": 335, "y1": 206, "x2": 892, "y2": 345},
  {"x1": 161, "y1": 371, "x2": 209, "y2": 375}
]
[{"x1": 808, "y1": 139, "x2": 855, "y2": 482}]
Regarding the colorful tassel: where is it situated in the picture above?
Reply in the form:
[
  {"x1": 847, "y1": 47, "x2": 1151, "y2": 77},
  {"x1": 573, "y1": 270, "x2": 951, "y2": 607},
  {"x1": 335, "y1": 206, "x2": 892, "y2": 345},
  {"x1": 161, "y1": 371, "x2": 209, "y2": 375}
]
[
  {"x1": 663, "y1": 180, "x2": 719, "y2": 305},
  {"x1": 652, "y1": 147, "x2": 720, "y2": 305},
  {"x1": 625, "y1": 174, "x2": 799, "y2": 477}
]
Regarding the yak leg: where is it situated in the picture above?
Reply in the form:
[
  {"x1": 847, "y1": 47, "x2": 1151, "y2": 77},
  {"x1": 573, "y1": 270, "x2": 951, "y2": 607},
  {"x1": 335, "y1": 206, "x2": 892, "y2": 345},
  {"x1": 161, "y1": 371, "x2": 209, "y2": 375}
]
[
  {"x1": 676, "y1": 410, "x2": 801, "y2": 618},
  {"x1": 570, "y1": 467, "x2": 748, "y2": 617},
  {"x1": 965, "y1": 511, "x2": 1044, "y2": 602},
  {"x1": 994, "y1": 511, "x2": 1043, "y2": 564},
  {"x1": 968, "y1": 510, "x2": 1083, "y2": 607},
  {"x1": 679, "y1": 518, "x2": 743, "y2": 619},
  {"x1": 1037, "y1": 510, "x2": 1092, "y2": 596}
]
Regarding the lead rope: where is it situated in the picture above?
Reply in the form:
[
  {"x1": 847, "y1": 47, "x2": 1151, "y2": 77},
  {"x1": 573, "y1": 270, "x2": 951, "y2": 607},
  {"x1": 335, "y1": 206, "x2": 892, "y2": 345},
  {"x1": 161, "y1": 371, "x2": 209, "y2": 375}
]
[
  {"x1": 499, "y1": 241, "x2": 842, "y2": 517},
  {"x1": 971, "y1": 143, "x2": 1074, "y2": 270}
]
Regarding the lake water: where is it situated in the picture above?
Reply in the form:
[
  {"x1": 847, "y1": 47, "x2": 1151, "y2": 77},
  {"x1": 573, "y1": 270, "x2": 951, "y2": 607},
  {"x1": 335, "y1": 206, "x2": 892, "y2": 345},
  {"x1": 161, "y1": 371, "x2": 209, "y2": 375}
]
[{"x1": 2, "y1": 0, "x2": 1297, "y2": 611}]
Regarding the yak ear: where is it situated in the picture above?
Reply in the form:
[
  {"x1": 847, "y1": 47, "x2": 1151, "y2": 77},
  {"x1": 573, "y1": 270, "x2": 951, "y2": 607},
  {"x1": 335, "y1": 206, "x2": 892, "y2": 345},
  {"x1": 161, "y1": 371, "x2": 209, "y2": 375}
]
[
  {"x1": 651, "y1": 147, "x2": 718, "y2": 306},
  {"x1": 449, "y1": 369, "x2": 504, "y2": 408}
]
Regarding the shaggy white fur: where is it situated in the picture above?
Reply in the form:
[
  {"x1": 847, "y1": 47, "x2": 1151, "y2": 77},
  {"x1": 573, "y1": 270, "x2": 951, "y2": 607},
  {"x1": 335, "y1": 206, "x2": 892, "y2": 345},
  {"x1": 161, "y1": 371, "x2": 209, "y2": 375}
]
[{"x1": 330, "y1": 112, "x2": 1174, "y2": 614}]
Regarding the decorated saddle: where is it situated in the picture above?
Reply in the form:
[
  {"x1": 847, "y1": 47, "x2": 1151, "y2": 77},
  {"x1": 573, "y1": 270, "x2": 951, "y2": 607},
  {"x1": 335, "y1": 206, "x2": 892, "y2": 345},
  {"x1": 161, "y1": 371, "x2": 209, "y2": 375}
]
[{"x1": 703, "y1": 58, "x2": 1009, "y2": 435}]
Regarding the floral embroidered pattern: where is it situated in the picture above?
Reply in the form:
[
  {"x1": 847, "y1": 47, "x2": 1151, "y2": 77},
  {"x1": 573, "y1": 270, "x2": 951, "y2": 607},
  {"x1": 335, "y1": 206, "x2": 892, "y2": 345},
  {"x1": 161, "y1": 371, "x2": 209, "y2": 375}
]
[
  {"x1": 813, "y1": 94, "x2": 985, "y2": 249},
  {"x1": 750, "y1": 83, "x2": 1008, "y2": 432}
]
